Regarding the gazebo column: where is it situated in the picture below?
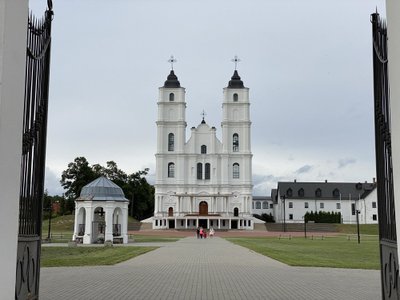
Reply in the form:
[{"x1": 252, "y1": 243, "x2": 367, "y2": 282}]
[
  {"x1": 72, "y1": 202, "x2": 79, "y2": 241},
  {"x1": 122, "y1": 206, "x2": 128, "y2": 244},
  {"x1": 83, "y1": 205, "x2": 93, "y2": 244},
  {"x1": 105, "y1": 206, "x2": 114, "y2": 243}
]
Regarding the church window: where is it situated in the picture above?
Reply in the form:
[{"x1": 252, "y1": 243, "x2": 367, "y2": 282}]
[
  {"x1": 289, "y1": 202, "x2": 293, "y2": 208},
  {"x1": 304, "y1": 202, "x2": 309, "y2": 208},
  {"x1": 320, "y1": 202, "x2": 324, "y2": 209},
  {"x1": 168, "y1": 163, "x2": 175, "y2": 178},
  {"x1": 372, "y1": 201, "x2": 377, "y2": 208},
  {"x1": 351, "y1": 203, "x2": 356, "y2": 215},
  {"x1": 298, "y1": 188, "x2": 304, "y2": 197},
  {"x1": 201, "y1": 145, "x2": 207, "y2": 154},
  {"x1": 336, "y1": 203, "x2": 341, "y2": 209},
  {"x1": 262, "y1": 201, "x2": 268, "y2": 209},
  {"x1": 197, "y1": 163, "x2": 203, "y2": 180},
  {"x1": 233, "y1": 134, "x2": 239, "y2": 152},
  {"x1": 332, "y1": 188, "x2": 340, "y2": 197},
  {"x1": 252, "y1": 202, "x2": 254, "y2": 209},
  {"x1": 256, "y1": 201, "x2": 261, "y2": 209},
  {"x1": 205, "y1": 163, "x2": 211, "y2": 180},
  {"x1": 169, "y1": 93, "x2": 174, "y2": 101},
  {"x1": 155, "y1": 220, "x2": 158, "y2": 226},
  {"x1": 373, "y1": 214, "x2": 377, "y2": 221},
  {"x1": 315, "y1": 188, "x2": 322, "y2": 197},
  {"x1": 168, "y1": 133, "x2": 174, "y2": 151},
  {"x1": 233, "y1": 93, "x2": 238, "y2": 102},
  {"x1": 233, "y1": 163, "x2": 240, "y2": 179},
  {"x1": 234, "y1": 207, "x2": 239, "y2": 217},
  {"x1": 286, "y1": 188, "x2": 292, "y2": 197}
]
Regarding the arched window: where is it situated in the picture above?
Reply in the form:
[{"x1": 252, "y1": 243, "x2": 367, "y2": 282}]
[
  {"x1": 233, "y1": 133, "x2": 239, "y2": 152},
  {"x1": 169, "y1": 93, "x2": 174, "y2": 101},
  {"x1": 197, "y1": 163, "x2": 203, "y2": 180},
  {"x1": 315, "y1": 188, "x2": 322, "y2": 197},
  {"x1": 262, "y1": 201, "x2": 268, "y2": 209},
  {"x1": 286, "y1": 188, "x2": 292, "y2": 197},
  {"x1": 298, "y1": 188, "x2": 304, "y2": 197},
  {"x1": 234, "y1": 207, "x2": 239, "y2": 217},
  {"x1": 201, "y1": 145, "x2": 207, "y2": 154},
  {"x1": 168, "y1": 133, "x2": 174, "y2": 151},
  {"x1": 205, "y1": 163, "x2": 211, "y2": 180},
  {"x1": 256, "y1": 201, "x2": 261, "y2": 209},
  {"x1": 168, "y1": 163, "x2": 175, "y2": 178},
  {"x1": 168, "y1": 207, "x2": 173, "y2": 217},
  {"x1": 233, "y1": 93, "x2": 238, "y2": 102},
  {"x1": 332, "y1": 188, "x2": 340, "y2": 197},
  {"x1": 233, "y1": 163, "x2": 240, "y2": 179}
]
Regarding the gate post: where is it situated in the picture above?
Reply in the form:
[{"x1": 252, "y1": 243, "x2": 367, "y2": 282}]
[
  {"x1": 386, "y1": 0, "x2": 400, "y2": 262},
  {"x1": 0, "y1": 0, "x2": 28, "y2": 297}
]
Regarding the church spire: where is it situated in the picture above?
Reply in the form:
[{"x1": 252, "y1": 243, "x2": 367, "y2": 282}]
[
  {"x1": 164, "y1": 55, "x2": 180, "y2": 88},
  {"x1": 228, "y1": 55, "x2": 244, "y2": 88}
]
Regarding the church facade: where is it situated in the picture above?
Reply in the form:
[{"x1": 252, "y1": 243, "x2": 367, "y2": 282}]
[{"x1": 153, "y1": 68, "x2": 254, "y2": 230}]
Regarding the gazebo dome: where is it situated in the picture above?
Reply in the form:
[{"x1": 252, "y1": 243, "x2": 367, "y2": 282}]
[{"x1": 78, "y1": 176, "x2": 128, "y2": 202}]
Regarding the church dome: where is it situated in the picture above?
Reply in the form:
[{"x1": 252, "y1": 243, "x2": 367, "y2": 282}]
[
  {"x1": 228, "y1": 70, "x2": 244, "y2": 88},
  {"x1": 78, "y1": 176, "x2": 128, "y2": 202},
  {"x1": 164, "y1": 70, "x2": 181, "y2": 88}
]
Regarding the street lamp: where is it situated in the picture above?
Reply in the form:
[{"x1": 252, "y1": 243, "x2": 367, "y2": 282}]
[
  {"x1": 46, "y1": 199, "x2": 52, "y2": 240},
  {"x1": 356, "y1": 209, "x2": 361, "y2": 244},
  {"x1": 281, "y1": 195, "x2": 286, "y2": 232}
]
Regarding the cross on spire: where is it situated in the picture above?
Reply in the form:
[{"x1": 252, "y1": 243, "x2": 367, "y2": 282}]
[
  {"x1": 201, "y1": 110, "x2": 207, "y2": 122},
  {"x1": 231, "y1": 55, "x2": 241, "y2": 70},
  {"x1": 168, "y1": 55, "x2": 177, "y2": 70}
]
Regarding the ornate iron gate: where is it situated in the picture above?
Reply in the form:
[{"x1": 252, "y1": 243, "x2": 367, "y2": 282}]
[
  {"x1": 371, "y1": 12, "x2": 399, "y2": 300},
  {"x1": 15, "y1": 2, "x2": 53, "y2": 299}
]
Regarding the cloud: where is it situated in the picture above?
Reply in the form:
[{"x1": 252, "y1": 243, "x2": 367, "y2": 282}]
[
  {"x1": 295, "y1": 165, "x2": 313, "y2": 174},
  {"x1": 44, "y1": 167, "x2": 64, "y2": 196},
  {"x1": 338, "y1": 158, "x2": 356, "y2": 169}
]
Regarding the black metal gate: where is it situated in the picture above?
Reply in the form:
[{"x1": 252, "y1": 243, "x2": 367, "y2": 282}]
[
  {"x1": 15, "y1": 2, "x2": 53, "y2": 299},
  {"x1": 371, "y1": 12, "x2": 399, "y2": 300}
]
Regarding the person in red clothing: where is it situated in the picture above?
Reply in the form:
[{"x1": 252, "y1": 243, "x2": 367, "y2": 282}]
[{"x1": 199, "y1": 227, "x2": 204, "y2": 239}]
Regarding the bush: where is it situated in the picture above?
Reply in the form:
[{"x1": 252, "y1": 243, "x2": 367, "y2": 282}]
[{"x1": 305, "y1": 211, "x2": 341, "y2": 223}]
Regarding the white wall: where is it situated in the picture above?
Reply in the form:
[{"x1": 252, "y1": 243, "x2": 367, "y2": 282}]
[
  {"x1": 0, "y1": 0, "x2": 28, "y2": 297},
  {"x1": 386, "y1": 0, "x2": 400, "y2": 259}
]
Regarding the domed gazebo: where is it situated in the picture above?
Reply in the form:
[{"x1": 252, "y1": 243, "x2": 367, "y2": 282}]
[{"x1": 72, "y1": 176, "x2": 129, "y2": 244}]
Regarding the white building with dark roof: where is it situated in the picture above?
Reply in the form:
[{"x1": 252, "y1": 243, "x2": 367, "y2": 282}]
[
  {"x1": 153, "y1": 66, "x2": 253, "y2": 230},
  {"x1": 273, "y1": 180, "x2": 378, "y2": 224},
  {"x1": 73, "y1": 176, "x2": 129, "y2": 244}
]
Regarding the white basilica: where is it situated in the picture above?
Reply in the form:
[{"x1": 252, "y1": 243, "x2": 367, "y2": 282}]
[{"x1": 153, "y1": 66, "x2": 254, "y2": 230}]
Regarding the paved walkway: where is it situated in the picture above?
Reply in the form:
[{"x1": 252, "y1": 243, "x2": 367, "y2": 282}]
[{"x1": 40, "y1": 237, "x2": 380, "y2": 300}]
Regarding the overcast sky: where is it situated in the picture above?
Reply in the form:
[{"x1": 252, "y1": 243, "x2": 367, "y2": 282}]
[{"x1": 30, "y1": 0, "x2": 386, "y2": 196}]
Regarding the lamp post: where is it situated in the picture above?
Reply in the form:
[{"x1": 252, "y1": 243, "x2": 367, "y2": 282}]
[
  {"x1": 356, "y1": 209, "x2": 361, "y2": 244},
  {"x1": 281, "y1": 195, "x2": 286, "y2": 232},
  {"x1": 47, "y1": 199, "x2": 52, "y2": 240},
  {"x1": 303, "y1": 214, "x2": 307, "y2": 239}
]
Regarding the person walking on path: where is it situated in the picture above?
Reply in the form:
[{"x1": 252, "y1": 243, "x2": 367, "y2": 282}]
[
  {"x1": 199, "y1": 227, "x2": 204, "y2": 239},
  {"x1": 196, "y1": 227, "x2": 200, "y2": 239}
]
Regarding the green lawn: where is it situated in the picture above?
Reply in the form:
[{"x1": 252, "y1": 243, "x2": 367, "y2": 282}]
[
  {"x1": 227, "y1": 236, "x2": 380, "y2": 269},
  {"x1": 130, "y1": 235, "x2": 181, "y2": 243},
  {"x1": 334, "y1": 224, "x2": 379, "y2": 235},
  {"x1": 41, "y1": 246, "x2": 157, "y2": 267}
]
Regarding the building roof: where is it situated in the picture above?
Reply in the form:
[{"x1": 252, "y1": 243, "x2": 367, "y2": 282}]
[
  {"x1": 77, "y1": 176, "x2": 129, "y2": 202},
  {"x1": 227, "y1": 70, "x2": 244, "y2": 88},
  {"x1": 252, "y1": 196, "x2": 271, "y2": 201},
  {"x1": 277, "y1": 181, "x2": 376, "y2": 201},
  {"x1": 164, "y1": 70, "x2": 181, "y2": 88}
]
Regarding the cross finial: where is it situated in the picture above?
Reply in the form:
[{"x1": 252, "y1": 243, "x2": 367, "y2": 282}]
[
  {"x1": 168, "y1": 55, "x2": 177, "y2": 70},
  {"x1": 201, "y1": 110, "x2": 207, "y2": 121},
  {"x1": 231, "y1": 55, "x2": 241, "y2": 70}
]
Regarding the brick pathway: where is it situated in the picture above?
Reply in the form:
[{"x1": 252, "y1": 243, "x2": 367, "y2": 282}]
[{"x1": 40, "y1": 237, "x2": 380, "y2": 300}]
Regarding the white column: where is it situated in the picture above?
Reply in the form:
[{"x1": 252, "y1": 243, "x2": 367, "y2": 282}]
[
  {"x1": 387, "y1": 0, "x2": 400, "y2": 259},
  {"x1": 105, "y1": 206, "x2": 114, "y2": 243},
  {"x1": 218, "y1": 219, "x2": 221, "y2": 229},
  {"x1": 72, "y1": 203, "x2": 79, "y2": 240},
  {"x1": 154, "y1": 196, "x2": 158, "y2": 214},
  {"x1": 177, "y1": 196, "x2": 180, "y2": 215},
  {"x1": 122, "y1": 205, "x2": 128, "y2": 244},
  {"x1": 0, "y1": 0, "x2": 28, "y2": 297},
  {"x1": 83, "y1": 206, "x2": 93, "y2": 244}
]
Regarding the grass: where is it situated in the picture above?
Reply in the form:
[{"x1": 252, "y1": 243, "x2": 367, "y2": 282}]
[
  {"x1": 227, "y1": 236, "x2": 380, "y2": 269},
  {"x1": 41, "y1": 246, "x2": 157, "y2": 267},
  {"x1": 334, "y1": 224, "x2": 379, "y2": 235},
  {"x1": 130, "y1": 234, "x2": 181, "y2": 243}
]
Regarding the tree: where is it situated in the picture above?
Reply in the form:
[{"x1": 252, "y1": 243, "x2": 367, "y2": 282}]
[{"x1": 60, "y1": 157, "x2": 98, "y2": 199}]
